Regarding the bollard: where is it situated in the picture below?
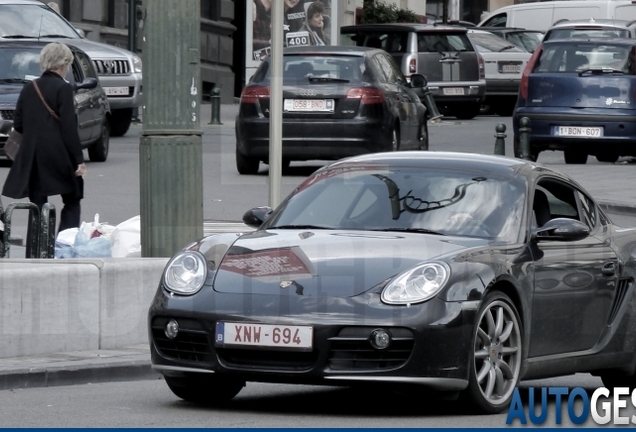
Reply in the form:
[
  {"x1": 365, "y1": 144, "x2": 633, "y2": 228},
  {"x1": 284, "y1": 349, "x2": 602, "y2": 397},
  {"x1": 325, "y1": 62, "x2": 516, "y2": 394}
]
[
  {"x1": 208, "y1": 86, "x2": 223, "y2": 125},
  {"x1": 2, "y1": 202, "x2": 39, "y2": 258},
  {"x1": 519, "y1": 116, "x2": 532, "y2": 160},
  {"x1": 40, "y1": 203, "x2": 56, "y2": 259},
  {"x1": 494, "y1": 123, "x2": 506, "y2": 155},
  {"x1": 420, "y1": 86, "x2": 443, "y2": 122}
]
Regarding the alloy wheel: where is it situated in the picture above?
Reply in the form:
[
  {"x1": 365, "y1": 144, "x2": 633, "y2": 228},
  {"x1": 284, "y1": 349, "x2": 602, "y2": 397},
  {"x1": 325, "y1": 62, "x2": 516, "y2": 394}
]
[{"x1": 469, "y1": 293, "x2": 522, "y2": 413}]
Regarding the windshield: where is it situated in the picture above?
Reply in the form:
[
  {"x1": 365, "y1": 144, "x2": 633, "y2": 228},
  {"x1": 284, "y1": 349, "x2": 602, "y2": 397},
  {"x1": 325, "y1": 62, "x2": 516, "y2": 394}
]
[
  {"x1": 263, "y1": 165, "x2": 526, "y2": 241},
  {"x1": 469, "y1": 32, "x2": 525, "y2": 53},
  {"x1": 0, "y1": 4, "x2": 80, "y2": 39},
  {"x1": 535, "y1": 43, "x2": 634, "y2": 73},
  {"x1": 0, "y1": 47, "x2": 42, "y2": 81},
  {"x1": 504, "y1": 32, "x2": 543, "y2": 53}
]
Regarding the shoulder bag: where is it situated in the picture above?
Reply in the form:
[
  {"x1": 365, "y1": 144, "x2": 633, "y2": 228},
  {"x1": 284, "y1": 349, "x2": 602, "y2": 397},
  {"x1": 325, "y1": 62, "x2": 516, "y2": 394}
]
[{"x1": 5, "y1": 80, "x2": 60, "y2": 161}]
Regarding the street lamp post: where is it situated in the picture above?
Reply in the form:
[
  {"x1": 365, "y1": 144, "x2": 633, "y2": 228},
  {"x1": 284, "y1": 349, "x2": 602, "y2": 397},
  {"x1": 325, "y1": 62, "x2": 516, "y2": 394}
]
[{"x1": 139, "y1": 0, "x2": 203, "y2": 257}]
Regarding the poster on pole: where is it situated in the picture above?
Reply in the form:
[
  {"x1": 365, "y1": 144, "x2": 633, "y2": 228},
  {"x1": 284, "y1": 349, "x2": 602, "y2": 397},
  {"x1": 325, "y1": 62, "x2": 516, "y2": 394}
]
[{"x1": 247, "y1": 0, "x2": 338, "y2": 80}]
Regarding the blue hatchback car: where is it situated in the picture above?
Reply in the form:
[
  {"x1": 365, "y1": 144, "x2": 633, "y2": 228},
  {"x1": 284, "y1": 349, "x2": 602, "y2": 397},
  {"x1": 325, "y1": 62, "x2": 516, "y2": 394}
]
[{"x1": 513, "y1": 38, "x2": 636, "y2": 164}]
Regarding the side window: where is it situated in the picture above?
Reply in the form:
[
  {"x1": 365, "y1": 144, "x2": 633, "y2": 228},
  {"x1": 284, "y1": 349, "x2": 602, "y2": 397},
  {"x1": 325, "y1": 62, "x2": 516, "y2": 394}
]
[
  {"x1": 382, "y1": 53, "x2": 405, "y2": 83},
  {"x1": 577, "y1": 191, "x2": 597, "y2": 229},
  {"x1": 369, "y1": 55, "x2": 388, "y2": 82},
  {"x1": 533, "y1": 180, "x2": 580, "y2": 228},
  {"x1": 75, "y1": 51, "x2": 97, "y2": 79},
  {"x1": 481, "y1": 12, "x2": 508, "y2": 28}
]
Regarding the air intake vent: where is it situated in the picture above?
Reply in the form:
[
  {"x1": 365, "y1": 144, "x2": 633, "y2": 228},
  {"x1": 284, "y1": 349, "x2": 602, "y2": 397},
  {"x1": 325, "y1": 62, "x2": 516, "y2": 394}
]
[
  {"x1": 608, "y1": 279, "x2": 631, "y2": 325},
  {"x1": 152, "y1": 317, "x2": 213, "y2": 363},
  {"x1": 0, "y1": 110, "x2": 15, "y2": 120}
]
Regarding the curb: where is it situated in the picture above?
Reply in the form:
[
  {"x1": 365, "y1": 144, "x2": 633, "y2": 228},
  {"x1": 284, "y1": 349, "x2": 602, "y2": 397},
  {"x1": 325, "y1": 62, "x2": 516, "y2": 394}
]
[{"x1": 0, "y1": 358, "x2": 158, "y2": 391}]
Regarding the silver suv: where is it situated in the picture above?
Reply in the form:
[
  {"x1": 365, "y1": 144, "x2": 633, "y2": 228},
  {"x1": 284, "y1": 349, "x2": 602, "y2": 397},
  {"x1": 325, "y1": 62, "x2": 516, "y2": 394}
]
[
  {"x1": 341, "y1": 23, "x2": 486, "y2": 119},
  {"x1": 0, "y1": 0, "x2": 142, "y2": 136}
]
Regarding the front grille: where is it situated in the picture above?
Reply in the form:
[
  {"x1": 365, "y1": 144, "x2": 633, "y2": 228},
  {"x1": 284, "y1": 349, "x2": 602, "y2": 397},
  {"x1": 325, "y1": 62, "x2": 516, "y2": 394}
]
[
  {"x1": 152, "y1": 317, "x2": 213, "y2": 363},
  {"x1": 92, "y1": 59, "x2": 130, "y2": 75},
  {"x1": 0, "y1": 110, "x2": 15, "y2": 120},
  {"x1": 327, "y1": 327, "x2": 414, "y2": 371},
  {"x1": 217, "y1": 348, "x2": 318, "y2": 371},
  {"x1": 608, "y1": 279, "x2": 632, "y2": 325}
]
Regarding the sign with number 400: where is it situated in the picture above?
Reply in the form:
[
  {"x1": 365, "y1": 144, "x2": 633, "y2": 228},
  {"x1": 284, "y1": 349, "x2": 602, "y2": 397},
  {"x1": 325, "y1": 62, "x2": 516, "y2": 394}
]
[{"x1": 286, "y1": 31, "x2": 310, "y2": 47}]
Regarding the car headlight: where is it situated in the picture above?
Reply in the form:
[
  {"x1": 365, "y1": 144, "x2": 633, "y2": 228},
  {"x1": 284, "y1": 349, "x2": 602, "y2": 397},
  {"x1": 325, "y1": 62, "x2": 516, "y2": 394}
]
[
  {"x1": 164, "y1": 251, "x2": 207, "y2": 295},
  {"x1": 381, "y1": 262, "x2": 450, "y2": 305},
  {"x1": 132, "y1": 54, "x2": 142, "y2": 73}
]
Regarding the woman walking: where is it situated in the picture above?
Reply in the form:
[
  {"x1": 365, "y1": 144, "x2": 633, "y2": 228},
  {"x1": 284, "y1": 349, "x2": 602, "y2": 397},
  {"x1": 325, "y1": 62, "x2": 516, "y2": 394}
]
[{"x1": 2, "y1": 42, "x2": 86, "y2": 257}]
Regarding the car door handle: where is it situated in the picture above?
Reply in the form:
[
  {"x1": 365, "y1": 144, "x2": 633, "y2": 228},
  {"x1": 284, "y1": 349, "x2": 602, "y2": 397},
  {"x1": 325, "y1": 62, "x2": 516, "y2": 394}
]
[{"x1": 602, "y1": 262, "x2": 616, "y2": 277}]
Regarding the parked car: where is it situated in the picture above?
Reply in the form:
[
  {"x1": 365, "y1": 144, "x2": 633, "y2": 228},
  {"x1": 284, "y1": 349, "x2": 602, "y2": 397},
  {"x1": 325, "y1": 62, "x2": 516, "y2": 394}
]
[
  {"x1": 513, "y1": 38, "x2": 636, "y2": 163},
  {"x1": 477, "y1": 27, "x2": 544, "y2": 53},
  {"x1": 467, "y1": 29, "x2": 531, "y2": 116},
  {"x1": 543, "y1": 18, "x2": 636, "y2": 42},
  {"x1": 340, "y1": 23, "x2": 486, "y2": 119},
  {"x1": 0, "y1": 41, "x2": 110, "y2": 161},
  {"x1": 0, "y1": 0, "x2": 142, "y2": 137},
  {"x1": 235, "y1": 45, "x2": 429, "y2": 175},
  {"x1": 148, "y1": 150, "x2": 636, "y2": 413}
]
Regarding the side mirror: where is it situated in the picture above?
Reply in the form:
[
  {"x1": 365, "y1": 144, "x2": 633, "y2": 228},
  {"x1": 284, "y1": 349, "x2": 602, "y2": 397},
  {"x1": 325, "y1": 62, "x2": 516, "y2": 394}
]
[
  {"x1": 410, "y1": 73, "x2": 428, "y2": 88},
  {"x1": 74, "y1": 28, "x2": 86, "y2": 38},
  {"x1": 242, "y1": 206, "x2": 273, "y2": 228},
  {"x1": 533, "y1": 218, "x2": 590, "y2": 242},
  {"x1": 75, "y1": 77, "x2": 98, "y2": 90}
]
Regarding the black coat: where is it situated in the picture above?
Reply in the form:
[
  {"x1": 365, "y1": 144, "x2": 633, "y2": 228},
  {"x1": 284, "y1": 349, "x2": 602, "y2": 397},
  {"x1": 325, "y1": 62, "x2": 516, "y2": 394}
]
[{"x1": 2, "y1": 70, "x2": 84, "y2": 199}]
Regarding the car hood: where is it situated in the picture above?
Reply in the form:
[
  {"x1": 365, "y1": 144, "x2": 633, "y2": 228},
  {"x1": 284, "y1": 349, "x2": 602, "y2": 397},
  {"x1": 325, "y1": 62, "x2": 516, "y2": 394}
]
[
  {"x1": 212, "y1": 229, "x2": 484, "y2": 297},
  {"x1": 0, "y1": 84, "x2": 21, "y2": 106},
  {"x1": 41, "y1": 38, "x2": 134, "y2": 59}
]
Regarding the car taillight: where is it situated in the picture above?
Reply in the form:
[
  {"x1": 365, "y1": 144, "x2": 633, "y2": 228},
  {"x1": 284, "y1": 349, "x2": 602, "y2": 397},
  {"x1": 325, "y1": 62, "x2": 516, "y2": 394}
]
[
  {"x1": 409, "y1": 58, "x2": 417, "y2": 74},
  {"x1": 478, "y1": 54, "x2": 485, "y2": 79},
  {"x1": 520, "y1": 44, "x2": 542, "y2": 100},
  {"x1": 240, "y1": 86, "x2": 270, "y2": 104},
  {"x1": 346, "y1": 87, "x2": 385, "y2": 104}
]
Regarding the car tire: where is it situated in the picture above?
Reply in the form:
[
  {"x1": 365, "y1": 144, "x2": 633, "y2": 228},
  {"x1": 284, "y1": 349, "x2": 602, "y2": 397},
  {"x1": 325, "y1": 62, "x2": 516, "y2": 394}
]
[
  {"x1": 88, "y1": 119, "x2": 110, "y2": 162},
  {"x1": 418, "y1": 121, "x2": 429, "y2": 151},
  {"x1": 466, "y1": 291, "x2": 522, "y2": 414},
  {"x1": 596, "y1": 153, "x2": 619, "y2": 163},
  {"x1": 600, "y1": 370, "x2": 636, "y2": 391},
  {"x1": 236, "y1": 148, "x2": 260, "y2": 175},
  {"x1": 495, "y1": 100, "x2": 516, "y2": 117},
  {"x1": 564, "y1": 150, "x2": 588, "y2": 164},
  {"x1": 110, "y1": 108, "x2": 133, "y2": 137},
  {"x1": 454, "y1": 103, "x2": 480, "y2": 120},
  {"x1": 164, "y1": 375, "x2": 245, "y2": 404},
  {"x1": 513, "y1": 137, "x2": 538, "y2": 162}
]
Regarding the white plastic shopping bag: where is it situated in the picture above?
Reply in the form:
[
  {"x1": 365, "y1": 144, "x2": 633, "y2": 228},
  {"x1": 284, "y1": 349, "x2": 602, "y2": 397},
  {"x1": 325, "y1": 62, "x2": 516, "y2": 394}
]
[{"x1": 110, "y1": 215, "x2": 141, "y2": 258}]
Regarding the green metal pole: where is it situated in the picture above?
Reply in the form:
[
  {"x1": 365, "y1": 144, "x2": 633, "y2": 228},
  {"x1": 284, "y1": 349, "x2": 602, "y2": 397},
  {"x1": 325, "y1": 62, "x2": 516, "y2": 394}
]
[{"x1": 140, "y1": 0, "x2": 203, "y2": 257}]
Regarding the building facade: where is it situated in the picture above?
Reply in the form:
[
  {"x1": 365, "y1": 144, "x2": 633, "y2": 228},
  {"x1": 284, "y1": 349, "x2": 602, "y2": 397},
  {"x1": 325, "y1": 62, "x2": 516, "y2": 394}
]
[{"x1": 48, "y1": 0, "x2": 237, "y2": 103}]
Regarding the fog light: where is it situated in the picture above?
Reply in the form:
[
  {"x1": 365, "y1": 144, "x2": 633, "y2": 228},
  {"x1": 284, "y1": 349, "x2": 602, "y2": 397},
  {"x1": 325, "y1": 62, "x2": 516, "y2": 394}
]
[
  {"x1": 165, "y1": 319, "x2": 179, "y2": 339},
  {"x1": 369, "y1": 329, "x2": 391, "y2": 349}
]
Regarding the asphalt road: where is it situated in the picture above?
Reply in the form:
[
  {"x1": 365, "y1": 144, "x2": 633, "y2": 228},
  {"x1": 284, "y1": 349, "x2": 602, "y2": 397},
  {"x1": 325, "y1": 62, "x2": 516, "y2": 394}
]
[{"x1": 0, "y1": 372, "x2": 633, "y2": 427}]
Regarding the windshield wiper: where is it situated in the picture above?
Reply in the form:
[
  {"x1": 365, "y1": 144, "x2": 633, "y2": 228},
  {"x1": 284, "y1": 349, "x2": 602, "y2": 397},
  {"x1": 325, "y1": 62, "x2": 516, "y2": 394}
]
[
  {"x1": 39, "y1": 34, "x2": 73, "y2": 38},
  {"x1": 370, "y1": 227, "x2": 446, "y2": 236},
  {"x1": 578, "y1": 67, "x2": 625, "y2": 76},
  {"x1": 0, "y1": 78, "x2": 29, "y2": 84},
  {"x1": 499, "y1": 45, "x2": 517, "y2": 52},
  {"x1": 272, "y1": 224, "x2": 332, "y2": 230},
  {"x1": 307, "y1": 76, "x2": 350, "y2": 83},
  {"x1": 1, "y1": 35, "x2": 35, "y2": 39}
]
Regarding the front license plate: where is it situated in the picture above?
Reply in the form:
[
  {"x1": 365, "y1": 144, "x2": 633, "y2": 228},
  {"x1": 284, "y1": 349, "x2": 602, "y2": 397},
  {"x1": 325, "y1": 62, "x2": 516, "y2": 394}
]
[
  {"x1": 215, "y1": 322, "x2": 313, "y2": 351},
  {"x1": 284, "y1": 99, "x2": 334, "y2": 112},
  {"x1": 498, "y1": 62, "x2": 522, "y2": 74},
  {"x1": 557, "y1": 126, "x2": 603, "y2": 138},
  {"x1": 104, "y1": 86, "x2": 130, "y2": 96},
  {"x1": 442, "y1": 87, "x2": 465, "y2": 96}
]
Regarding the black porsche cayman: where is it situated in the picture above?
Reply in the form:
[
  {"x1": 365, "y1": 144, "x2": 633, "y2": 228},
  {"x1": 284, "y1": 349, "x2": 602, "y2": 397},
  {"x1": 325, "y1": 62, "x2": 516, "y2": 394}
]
[{"x1": 148, "y1": 151, "x2": 636, "y2": 413}]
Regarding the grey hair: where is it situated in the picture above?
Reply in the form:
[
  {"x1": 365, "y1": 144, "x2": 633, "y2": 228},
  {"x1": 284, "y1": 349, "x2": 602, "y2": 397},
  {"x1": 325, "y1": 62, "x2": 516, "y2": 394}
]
[{"x1": 39, "y1": 43, "x2": 73, "y2": 72}]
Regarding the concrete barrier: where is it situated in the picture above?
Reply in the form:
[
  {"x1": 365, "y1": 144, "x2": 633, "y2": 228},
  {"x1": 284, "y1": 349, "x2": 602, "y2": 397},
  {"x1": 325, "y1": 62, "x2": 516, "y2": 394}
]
[{"x1": 0, "y1": 258, "x2": 168, "y2": 359}]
